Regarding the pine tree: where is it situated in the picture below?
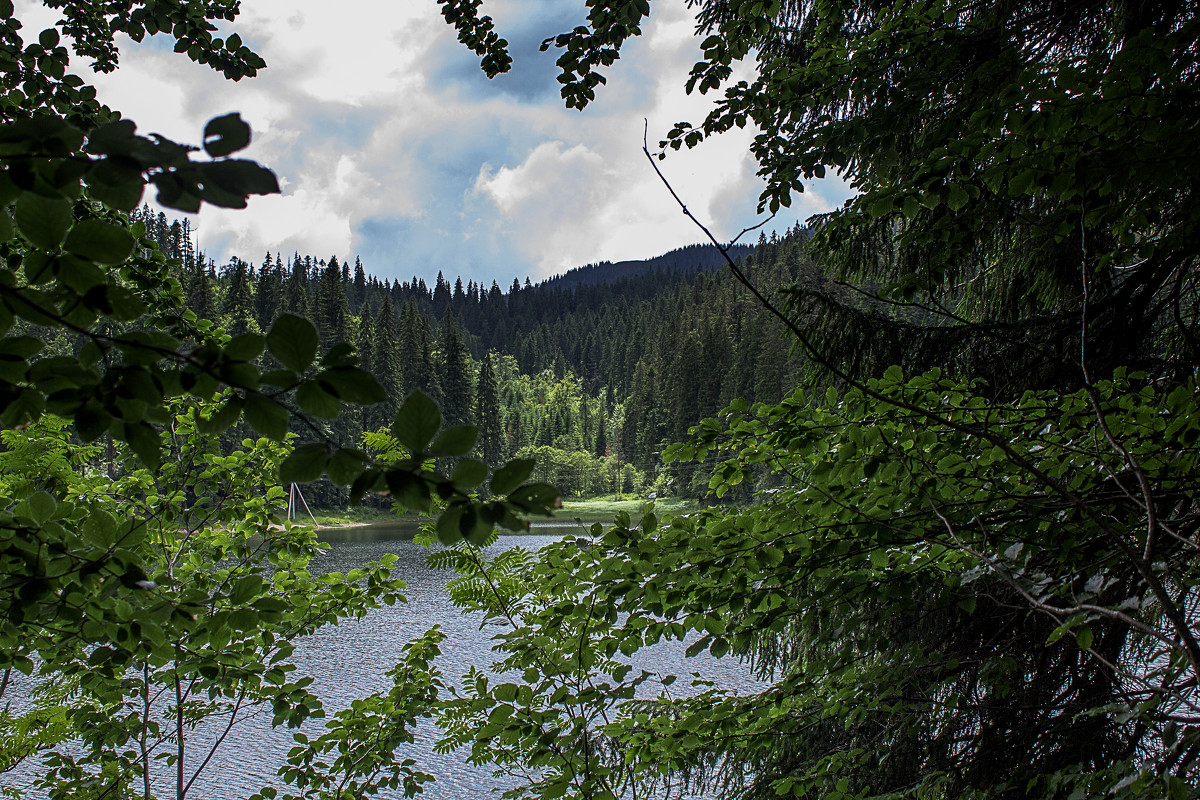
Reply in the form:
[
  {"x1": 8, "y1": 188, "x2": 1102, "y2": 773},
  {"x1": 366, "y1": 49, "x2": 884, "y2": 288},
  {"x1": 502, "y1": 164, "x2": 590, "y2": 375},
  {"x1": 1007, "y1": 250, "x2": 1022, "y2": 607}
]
[
  {"x1": 399, "y1": 299, "x2": 441, "y2": 406},
  {"x1": 283, "y1": 254, "x2": 310, "y2": 322},
  {"x1": 433, "y1": 271, "x2": 451, "y2": 313},
  {"x1": 220, "y1": 257, "x2": 255, "y2": 335},
  {"x1": 475, "y1": 351, "x2": 504, "y2": 466},
  {"x1": 187, "y1": 256, "x2": 216, "y2": 324},
  {"x1": 254, "y1": 251, "x2": 283, "y2": 330},
  {"x1": 593, "y1": 396, "x2": 608, "y2": 458},
  {"x1": 315, "y1": 256, "x2": 349, "y2": 348},
  {"x1": 372, "y1": 295, "x2": 402, "y2": 427},
  {"x1": 351, "y1": 256, "x2": 367, "y2": 312},
  {"x1": 437, "y1": 310, "x2": 473, "y2": 428}
]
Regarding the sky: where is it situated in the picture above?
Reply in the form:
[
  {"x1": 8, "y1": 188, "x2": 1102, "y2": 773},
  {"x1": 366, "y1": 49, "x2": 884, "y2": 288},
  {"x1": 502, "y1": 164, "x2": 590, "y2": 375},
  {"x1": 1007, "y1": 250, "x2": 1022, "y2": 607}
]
[{"x1": 16, "y1": 0, "x2": 852, "y2": 287}]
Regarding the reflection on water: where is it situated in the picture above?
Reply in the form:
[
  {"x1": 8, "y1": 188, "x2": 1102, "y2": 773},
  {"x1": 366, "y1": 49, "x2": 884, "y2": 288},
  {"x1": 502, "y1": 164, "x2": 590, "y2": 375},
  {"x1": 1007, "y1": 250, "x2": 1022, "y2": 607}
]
[{"x1": 7, "y1": 521, "x2": 760, "y2": 799}]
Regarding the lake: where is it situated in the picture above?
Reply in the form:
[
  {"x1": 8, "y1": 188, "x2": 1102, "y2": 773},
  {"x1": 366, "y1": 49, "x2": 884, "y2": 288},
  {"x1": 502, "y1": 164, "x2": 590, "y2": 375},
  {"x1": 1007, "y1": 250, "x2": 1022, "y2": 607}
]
[{"x1": 4, "y1": 520, "x2": 760, "y2": 799}]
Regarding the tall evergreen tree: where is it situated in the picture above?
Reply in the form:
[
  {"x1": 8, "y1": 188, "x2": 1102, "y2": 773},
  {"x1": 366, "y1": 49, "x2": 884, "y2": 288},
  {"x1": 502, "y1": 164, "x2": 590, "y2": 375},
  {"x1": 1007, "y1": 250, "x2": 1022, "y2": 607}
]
[
  {"x1": 433, "y1": 271, "x2": 452, "y2": 313},
  {"x1": 186, "y1": 256, "x2": 216, "y2": 325},
  {"x1": 351, "y1": 256, "x2": 367, "y2": 312},
  {"x1": 372, "y1": 295, "x2": 402, "y2": 428},
  {"x1": 315, "y1": 256, "x2": 349, "y2": 348},
  {"x1": 399, "y1": 299, "x2": 440, "y2": 406},
  {"x1": 283, "y1": 254, "x2": 310, "y2": 322},
  {"x1": 254, "y1": 251, "x2": 283, "y2": 330},
  {"x1": 437, "y1": 310, "x2": 473, "y2": 428},
  {"x1": 220, "y1": 257, "x2": 255, "y2": 335},
  {"x1": 593, "y1": 395, "x2": 608, "y2": 458},
  {"x1": 475, "y1": 351, "x2": 504, "y2": 467}
]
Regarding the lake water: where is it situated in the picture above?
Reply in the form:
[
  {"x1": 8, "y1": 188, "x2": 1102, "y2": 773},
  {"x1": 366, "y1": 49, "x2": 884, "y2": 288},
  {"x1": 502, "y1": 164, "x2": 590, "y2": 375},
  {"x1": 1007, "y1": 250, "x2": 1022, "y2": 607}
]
[{"x1": 4, "y1": 520, "x2": 760, "y2": 799}]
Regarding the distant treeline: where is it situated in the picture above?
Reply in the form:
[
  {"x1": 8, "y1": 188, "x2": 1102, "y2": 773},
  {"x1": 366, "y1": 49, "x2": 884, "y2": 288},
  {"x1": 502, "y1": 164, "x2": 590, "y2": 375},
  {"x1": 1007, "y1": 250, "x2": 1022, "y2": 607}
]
[{"x1": 134, "y1": 207, "x2": 811, "y2": 501}]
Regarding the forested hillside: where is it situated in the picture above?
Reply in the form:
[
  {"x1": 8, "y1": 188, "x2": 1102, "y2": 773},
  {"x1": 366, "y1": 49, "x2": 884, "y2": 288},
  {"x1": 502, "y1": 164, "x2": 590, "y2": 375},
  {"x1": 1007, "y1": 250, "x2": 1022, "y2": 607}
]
[
  {"x1": 538, "y1": 242, "x2": 754, "y2": 292},
  {"x1": 132, "y1": 206, "x2": 805, "y2": 501},
  {"x1": 3, "y1": 1, "x2": 1198, "y2": 799}
]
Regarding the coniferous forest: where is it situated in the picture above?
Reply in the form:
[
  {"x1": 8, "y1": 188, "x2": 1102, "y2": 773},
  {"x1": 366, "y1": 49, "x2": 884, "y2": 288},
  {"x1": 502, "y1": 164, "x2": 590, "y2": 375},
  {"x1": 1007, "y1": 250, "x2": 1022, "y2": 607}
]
[
  {"x1": 129, "y1": 203, "x2": 781, "y2": 502},
  {"x1": 3, "y1": 1, "x2": 1200, "y2": 800}
]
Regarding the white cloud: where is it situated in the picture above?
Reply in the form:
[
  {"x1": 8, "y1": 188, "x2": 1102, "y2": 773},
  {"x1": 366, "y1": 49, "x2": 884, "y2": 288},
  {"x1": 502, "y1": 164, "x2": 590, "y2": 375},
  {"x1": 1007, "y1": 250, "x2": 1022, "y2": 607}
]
[{"x1": 13, "y1": 0, "x2": 853, "y2": 284}]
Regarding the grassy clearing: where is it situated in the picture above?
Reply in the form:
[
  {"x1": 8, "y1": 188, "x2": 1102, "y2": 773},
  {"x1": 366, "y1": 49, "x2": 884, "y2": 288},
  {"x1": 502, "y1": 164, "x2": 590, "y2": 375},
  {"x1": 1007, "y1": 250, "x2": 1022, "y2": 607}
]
[
  {"x1": 310, "y1": 496, "x2": 699, "y2": 529},
  {"x1": 555, "y1": 495, "x2": 698, "y2": 523},
  {"x1": 309, "y1": 505, "x2": 405, "y2": 528}
]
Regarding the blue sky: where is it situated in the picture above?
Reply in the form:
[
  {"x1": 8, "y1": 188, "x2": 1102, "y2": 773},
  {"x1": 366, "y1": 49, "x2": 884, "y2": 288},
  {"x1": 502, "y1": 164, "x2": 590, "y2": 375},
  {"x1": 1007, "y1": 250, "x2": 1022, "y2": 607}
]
[{"x1": 17, "y1": 0, "x2": 852, "y2": 287}]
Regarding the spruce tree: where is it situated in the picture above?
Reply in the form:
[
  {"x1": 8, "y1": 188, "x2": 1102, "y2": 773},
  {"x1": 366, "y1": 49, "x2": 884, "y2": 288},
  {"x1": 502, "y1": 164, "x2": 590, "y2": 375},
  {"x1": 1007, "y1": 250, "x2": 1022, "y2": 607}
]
[
  {"x1": 187, "y1": 256, "x2": 216, "y2": 324},
  {"x1": 593, "y1": 396, "x2": 608, "y2": 458},
  {"x1": 437, "y1": 311, "x2": 473, "y2": 427},
  {"x1": 315, "y1": 256, "x2": 350, "y2": 347},
  {"x1": 220, "y1": 257, "x2": 255, "y2": 335},
  {"x1": 254, "y1": 251, "x2": 283, "y2": 330},
  {"x1": 372, "y1": 295, "x2": 402, "y2": 427},
  {"x1": 351, "y1": 256, "x2": 367, "y2": 312},
  {"x1": 399, "y1": 299, "x2": 441, "y2": 406},
  {"x1": 475, "y1": 351, "x2": 504, "y2": 466},
  {"x1": 283, "y1": 254, "x2": 310, "y2": 322}
]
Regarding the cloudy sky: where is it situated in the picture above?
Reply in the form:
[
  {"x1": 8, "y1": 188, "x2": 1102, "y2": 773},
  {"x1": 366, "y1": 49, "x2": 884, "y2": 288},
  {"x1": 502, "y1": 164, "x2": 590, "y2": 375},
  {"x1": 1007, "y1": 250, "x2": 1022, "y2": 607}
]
[{"x1": 18, "y1": 0, "x2": 851, "y2": 287}]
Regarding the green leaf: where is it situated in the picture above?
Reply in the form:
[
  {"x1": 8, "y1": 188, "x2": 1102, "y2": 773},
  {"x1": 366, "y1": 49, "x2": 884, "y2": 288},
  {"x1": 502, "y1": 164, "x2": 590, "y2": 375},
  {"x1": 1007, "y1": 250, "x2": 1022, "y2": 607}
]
[
  {"x1": 867, "y1": 194, "x2": 894, "y2": 218},
  {"x1": 279, "y1": 443, "x2": 330, "y2": 484},
  {"x1": 321, "y1": 342, "x2": 356, "y2": 367},
  {"x1": 56, "y1": 255, "x2": 106, "y2": 292},
  {"x1": 261, "y1": 369, "x2": 298, "y2": 388},
  {"x1": 451, "y1": 459, "x2": 488, "y2": 489},
  {"x1": 296, "y1": 381, "x2": 341, "y2": 418},
  {"x1": 945, "y1": 183, "x2": 969, "y2": 211},
  {"x1": 21, "y1": 252, "x2": 52, "y2": 284},
  {"x1": 224, "y1": 333, "x2": 265, "y2": 362},
  {"x1": 243, "y1": 394, "x2": 288, "y2": 441},
  {"x1": 461, "y1": 505, "x2": 493, "y2": 547},
  {"x1": 87, "y1": 178, "x2": 144, "y2": 212},
  {"x1": 393, "y1": 391, "x2": 441, "y2": 453},
  {"x1": 203, "y1": 113, "x2": 252, "y2": 158},
  {"x1": 437, "y1": 504, "x2": 465, "y2": 545},
  {"x1": 327, "y1": 448, "x2": 367, "y2": 486},
  {"x1": 490, "y1": 458, "x2": 535, "y2": 496},
  {"x1": 432, "y1": 425, "x2": 478, "y2": 456},
  {"x1": 318, "y1": 367, "x2": 386, "y2": 404},
  {"x1": 387, "y1": 469, "x2": 432, "y2": 513},
  {"x1": 493, "y1": 683, "x2": 519, "y2": 702},
  {"x1": 267, "y1": 314, "x2": 318, "y2": 373},
  {"x1": 1075, "y1": 626, "x2": 1094, "y2": 650},
  {"x1": 198, "y1": 395, "x2": 242, "y2": 433},
  {"x1": 14, "y1": 193, "x2": 72, "y2": 249},
  {"x1": 122, "y1": 420, "x2": 162, "y2": 469},
  {"x1": 63, "y1": 219, "x2": 136, "y2": 264},
  {"x1": 198, "y1": 159, "x2": 280, "y2": 199},
  {"x1": 0, "y1": 335, "x2": 45, "y2": 360},
  {"x1": 83, "y1": 119, "x2": 138, "y2": 156},
  {"x1": 26, "y1": 491, "x2": 56, "y2": 525},
  {"x1": 74, "y1": 400, "x2": 112, "y2": 441},
  {"x1": 229, "y1": 574, "x2": 263, "y2": 605},
  {"x1": 506, "y1": 482, "x2": 559, "y2": 513}
]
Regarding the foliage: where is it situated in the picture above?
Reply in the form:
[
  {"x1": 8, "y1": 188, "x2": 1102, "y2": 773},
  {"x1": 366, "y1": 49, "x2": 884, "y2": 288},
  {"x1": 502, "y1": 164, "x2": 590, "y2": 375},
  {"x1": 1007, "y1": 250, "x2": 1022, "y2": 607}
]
[
  {"x1": 514, "y1": 444, "x2": 628, "y2": 499},
  {"x1": 433, "y1": 537, "x2": 666, "y2": 800},
  {"x1": 0, "y1": 406, "x2": 410, "y2": 798},
  {"x1": 0, "y1": 2, "x2": 566, "y2": 796},
  {"x1": 0, "y1": 0, "x2": 564, "y2": 676},
  {"x1": 258, "y1": 628, "x2": 446, "y2": 800},
  {"x1": 432, "y1": 369, "x2": 1200, "y2": 799},
  {"x1": 442, "y1": 1, "x2": 1200, "y2": 797}
]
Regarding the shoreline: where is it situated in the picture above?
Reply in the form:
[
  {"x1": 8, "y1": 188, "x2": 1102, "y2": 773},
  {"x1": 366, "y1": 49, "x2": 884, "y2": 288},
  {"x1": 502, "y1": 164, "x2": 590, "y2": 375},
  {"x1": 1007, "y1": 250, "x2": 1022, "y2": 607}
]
[{"x1": 309, "y1": 497, "x2": 701, "y2": 532}]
